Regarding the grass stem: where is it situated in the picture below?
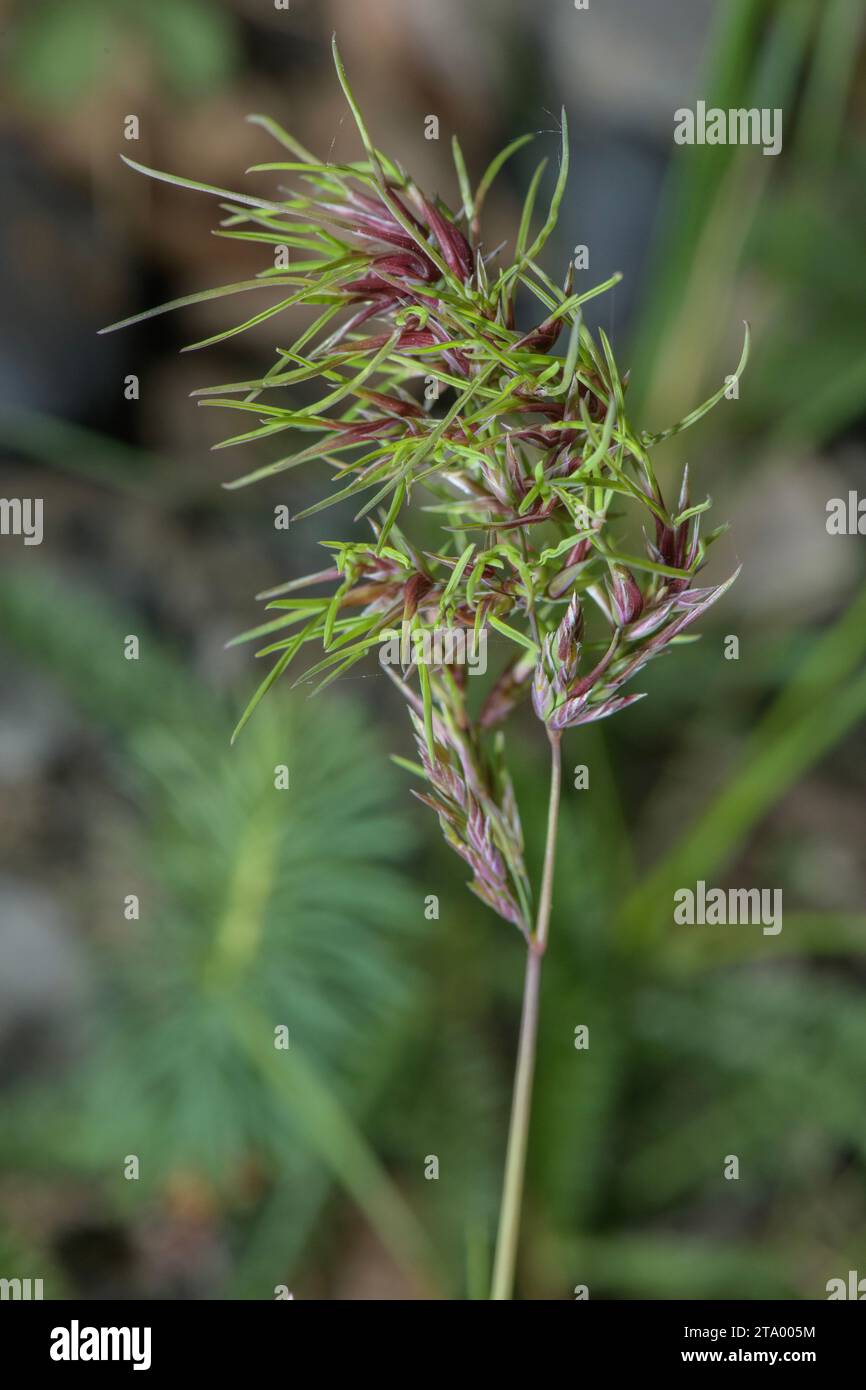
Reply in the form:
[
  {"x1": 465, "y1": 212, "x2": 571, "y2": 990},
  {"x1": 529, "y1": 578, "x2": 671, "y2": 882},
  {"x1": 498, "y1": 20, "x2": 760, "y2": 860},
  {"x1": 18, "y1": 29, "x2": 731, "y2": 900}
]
[{"x1": 491, "y1": 731, "x2": 561, "y2": 1299}]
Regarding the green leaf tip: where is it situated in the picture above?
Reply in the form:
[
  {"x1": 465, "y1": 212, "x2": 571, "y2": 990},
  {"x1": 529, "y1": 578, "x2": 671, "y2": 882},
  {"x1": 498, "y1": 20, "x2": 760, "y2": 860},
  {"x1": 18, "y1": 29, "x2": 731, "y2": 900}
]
[{"x1": 331, "y1": 34, "x2": 383, "y2": 181}]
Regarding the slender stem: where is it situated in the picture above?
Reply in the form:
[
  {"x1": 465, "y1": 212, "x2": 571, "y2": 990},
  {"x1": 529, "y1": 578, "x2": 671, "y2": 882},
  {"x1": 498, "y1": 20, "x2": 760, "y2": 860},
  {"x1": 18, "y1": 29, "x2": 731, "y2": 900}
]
[
  {"x1": 532, "y1": 730, "x2": 562, "y2": 958},
  {"x1": 490, "y1": 730, "x2": 562, "y2": 1300}
]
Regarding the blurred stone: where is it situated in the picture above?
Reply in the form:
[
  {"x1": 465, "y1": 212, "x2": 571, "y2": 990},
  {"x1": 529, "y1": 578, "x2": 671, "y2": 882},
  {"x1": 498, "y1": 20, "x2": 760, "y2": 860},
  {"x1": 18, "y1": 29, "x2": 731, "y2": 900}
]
[
  {"x1": 0, "y1": 670, "x2": 74, "y2": 783},
  {"x1": 546, "y1": 0, "x2": 717, "y2": 135},
  {"x1": 328, "y1": 1216, "x2": 432, "y2": 1300},
  {"x1": 0, "y1": 880, "x2": 87, "y2": 1085},
  {"x1": 728, "y1": 454, "x2": 861, "y2": 620},
  {"x1": 0, "y1": 137, "x2": 129, "y2": 418}
]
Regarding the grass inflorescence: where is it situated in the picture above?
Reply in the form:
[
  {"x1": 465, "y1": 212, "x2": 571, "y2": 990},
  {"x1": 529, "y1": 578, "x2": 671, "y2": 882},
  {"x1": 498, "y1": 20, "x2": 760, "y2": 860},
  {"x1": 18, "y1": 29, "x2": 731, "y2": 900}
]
[{"x1": 102, "y1": 37, "x2": 747, "y2": 1299}]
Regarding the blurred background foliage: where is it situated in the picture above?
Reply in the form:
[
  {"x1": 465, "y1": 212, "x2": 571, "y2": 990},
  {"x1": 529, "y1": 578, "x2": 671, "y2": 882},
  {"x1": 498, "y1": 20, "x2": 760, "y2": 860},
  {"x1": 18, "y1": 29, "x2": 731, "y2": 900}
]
[{"x1": 0, "y1": 0, "x2": 864, "y2": 1299}]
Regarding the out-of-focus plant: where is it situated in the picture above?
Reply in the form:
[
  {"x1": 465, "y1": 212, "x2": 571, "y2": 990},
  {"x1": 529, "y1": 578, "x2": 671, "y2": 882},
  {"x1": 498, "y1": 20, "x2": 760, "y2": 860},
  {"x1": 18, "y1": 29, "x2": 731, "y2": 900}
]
[
  {"x1": 0, "y1": 570, "x2": 434, "y2": 1294},
  {"x1": 631, "y1": 0, "x2": 866, "y2": 450},
  {"x1": 100, "y1": 39, "x2": 749, "y2": 1299},
  {"x1": 7, "y1": 0, "x2": 239, "y2": 106},
  {"x1": 3, "y1": 565, "x2": 866, "y2": 1299}
]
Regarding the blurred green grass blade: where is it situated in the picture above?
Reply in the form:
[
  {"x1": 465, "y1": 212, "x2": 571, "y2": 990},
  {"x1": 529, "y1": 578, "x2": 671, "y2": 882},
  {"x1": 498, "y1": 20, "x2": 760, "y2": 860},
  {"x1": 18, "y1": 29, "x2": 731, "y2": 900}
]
[
  {"x1": 629, "y1": 0, "x2": 814, "y2": 415},
  {"x1": 566, "y1": 1234, "x2": 793, "y2": 1300},
  {"x1": 625, "y1": 671, "x2": 866, "y2": 944},
  {"x1": 669, "y1": 913, "x2": 866, "y2": 973},
  {"x1": 621, "y1": 582, "x2": 866, "y2": 945},
  {"x1": 231, "y1": 1005, "x2": 440, "y2": 1289},
  {"x1": 0, "y1": 407, "x2": 159, "y2": 499},
  {"x1": 770, "y1": 346, "x2": 866, "y2": 449},
  {"x1": 792, "y1": 0, "x2": 866, "y2": 167}
]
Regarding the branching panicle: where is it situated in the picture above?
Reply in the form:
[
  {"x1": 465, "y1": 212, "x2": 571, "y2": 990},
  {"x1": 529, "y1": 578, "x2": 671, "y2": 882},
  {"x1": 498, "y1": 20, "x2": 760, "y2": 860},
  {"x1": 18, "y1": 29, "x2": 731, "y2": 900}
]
[
  {"x1": 102, "y1": 41, "x2": 745, "y2": 930},
  {"x1": 103, "y1": 41, "x2": 749, "y2": 1302}
]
